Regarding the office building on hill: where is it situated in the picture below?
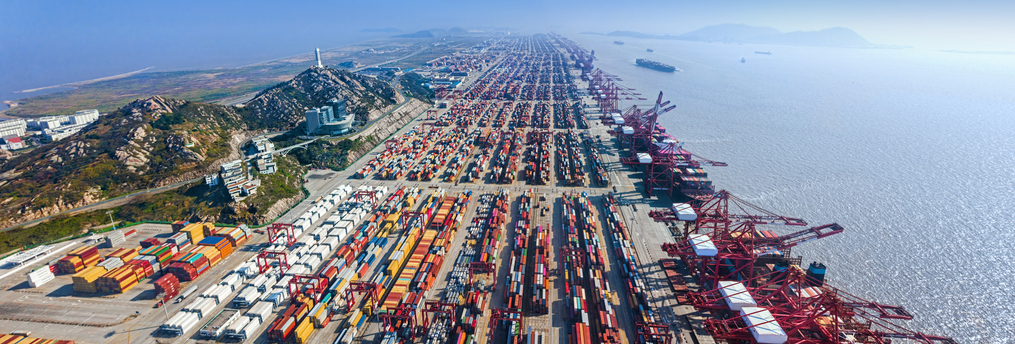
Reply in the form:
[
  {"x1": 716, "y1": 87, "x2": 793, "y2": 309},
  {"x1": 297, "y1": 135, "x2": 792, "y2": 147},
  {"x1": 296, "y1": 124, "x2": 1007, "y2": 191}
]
[{"x1": 305, "y1": 99, "x2": 354, "y2": 136}]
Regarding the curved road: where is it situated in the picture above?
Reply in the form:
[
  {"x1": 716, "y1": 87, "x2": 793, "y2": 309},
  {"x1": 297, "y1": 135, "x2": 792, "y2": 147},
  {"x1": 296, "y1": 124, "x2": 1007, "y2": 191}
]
[{"x1": 0, "y1": 177, "x2": 203, "y2": 233}]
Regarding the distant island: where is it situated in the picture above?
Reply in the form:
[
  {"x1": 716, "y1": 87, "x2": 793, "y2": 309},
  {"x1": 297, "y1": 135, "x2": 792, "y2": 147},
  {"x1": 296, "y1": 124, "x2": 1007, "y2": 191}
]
[
  {"x1": 585, "y1": 24, "x2": 879, "y2": 48},
  {"x1": 940, "y1": 50, "x2": 1015, "y2": 55},
  {"x1": 361, "y1": 28, "x2": 400, "y2": 33},
  {"x1": 393, "y1": 27, "x2": 475, "y2": 38}
]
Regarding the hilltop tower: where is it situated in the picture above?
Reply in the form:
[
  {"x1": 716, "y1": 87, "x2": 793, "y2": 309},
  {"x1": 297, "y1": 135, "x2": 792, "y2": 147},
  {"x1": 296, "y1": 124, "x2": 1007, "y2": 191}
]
[{"x1": 315, "y1": 48, "x2": 323, "y2": 68}]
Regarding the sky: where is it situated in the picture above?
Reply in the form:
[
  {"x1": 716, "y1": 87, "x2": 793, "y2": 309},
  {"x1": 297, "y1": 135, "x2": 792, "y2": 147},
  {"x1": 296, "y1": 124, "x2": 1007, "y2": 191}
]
[{"x1": 2, "y1": 0, "x2": 1013, "y2": 96}]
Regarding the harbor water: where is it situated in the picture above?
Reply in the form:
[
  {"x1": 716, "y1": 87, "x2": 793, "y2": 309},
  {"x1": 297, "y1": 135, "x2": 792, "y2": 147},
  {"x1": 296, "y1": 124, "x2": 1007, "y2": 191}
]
[{"x1": 571, "y1": 33, "x2": 1015, "y2": 343}]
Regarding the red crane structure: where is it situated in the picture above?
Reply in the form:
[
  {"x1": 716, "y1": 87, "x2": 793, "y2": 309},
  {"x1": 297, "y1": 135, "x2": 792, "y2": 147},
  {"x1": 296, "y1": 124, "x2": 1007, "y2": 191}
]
[
  {"x1": 688, "y1": 267, "x2": 956, "y2": 344},
  {"x1": 655, "y1": 189, "x2": 953, "y2": 343},
  {"x1": 255, "y1": 250, "x2": 289, "y2": 275},
  {"x1": 420, "y1": 300, "x2": 458, "y2": 337},
  {"x1": 266, "y1": 222, "x2": 296, "y2": 247},
  {"x1": 588, "y1": 69, "x2": 621, "y2": 114},
  {"x1": 552, "y1": 33, "x2": 595, "y2": 76},
  {"x1": 657, "y1": 189, "x2": 844, "y2": 288},
  {"x1": 488, "y1": 308, "x2": 523, "y2": 341},
  {"x1": 286, "y1": 274, "x2": 328, "y2": 303},
  {"x1": 635, "y1": 322, "x2": 673, "y2": 344},
  {"x1": 380, "y1": 304, "x2": 418, "y2": 341},
  {"x1": 605, "y1": 91, "x2": 725, "y2": 199},
  {"x1": 353, "y1": 190, "x2": 378, "y2": 204},
  {"x1": 343, "y1": 281, "x2": 380, "y2": 313}
]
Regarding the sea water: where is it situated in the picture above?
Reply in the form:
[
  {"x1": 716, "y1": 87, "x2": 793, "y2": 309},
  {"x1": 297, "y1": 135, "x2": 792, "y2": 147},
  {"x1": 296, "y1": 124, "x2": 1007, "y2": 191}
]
[{"x1": 572, "y1": 34, "x2": 1015, "y2": 343}]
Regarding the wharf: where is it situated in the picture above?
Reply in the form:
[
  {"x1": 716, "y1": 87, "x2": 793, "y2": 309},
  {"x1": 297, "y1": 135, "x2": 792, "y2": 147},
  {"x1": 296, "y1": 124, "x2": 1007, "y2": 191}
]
[{"x1": 0, "y1": 34, "x2": 709, "y2": 344}]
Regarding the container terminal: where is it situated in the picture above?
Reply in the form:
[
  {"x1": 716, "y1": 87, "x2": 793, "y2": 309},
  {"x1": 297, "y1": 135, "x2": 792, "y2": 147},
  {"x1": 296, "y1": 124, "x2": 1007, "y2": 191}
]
[{"x1": 0, "y1": 34, "x2": 956, "y2": 344}]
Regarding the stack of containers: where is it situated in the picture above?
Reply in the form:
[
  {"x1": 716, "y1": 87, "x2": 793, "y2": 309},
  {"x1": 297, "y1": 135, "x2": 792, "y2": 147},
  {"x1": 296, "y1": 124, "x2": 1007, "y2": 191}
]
[
  {"x1": 154, "y1": 273, "x2": 180, "y2": 300},
  {"x1": 198, "y1": 236, "x2": 233, "y2": 261},
  {"x1": 135, "y1": 255, "x2": 162, "y2": 275},
  {"x1": 218, "y1": 227, "x2": 247, "y2": 247},
  {"x1": 177, "y1": 222, "x2": 209, "y2": 247},
  {"x1": 166, "y1": 252, "x2": 209, "y2": 282},
  {"x1": 71, "y1": 266, "x2": 107, "y2": 293},
  {"x1": 293, "y1": 314, "x2": 314, "y2": 344},
  {"x1": 138, "y1": 244, "x2": 178, "y2": 266},
  {"x1": 107, "y1": 247, "x2": 139, "y2": 262},
  {"x1": 184, "y1": 297, "x2": 217, "y2": 319},
  {"x1": 0, "y1": 337, "x2": 75, "y2": 344},
  {"x1": 246, "y1": 301, "x2": 273, "y2": 323},
  {"x1": 96, "y1": 257, "x2": 124, "y2": 271},
  {"x1": 220, "y1": 273, "x2": 242, "y2": 291},
  {"x1": 27, "y1": 267, "x2": 56, "y2": 287},
  {"x1": 233, "y1": 286, "x2": 261, "y2": 307},
  {"x1": 171, "y1": 220, "x2": 190, "y2": 231},
  {"x1": 201, "y1": 284, "x2": 231, "y2": 304},
  {"x1": 57, "y1": 245, "x2": 101, "y2": 274},
  {"x1": 140, "y1": 238, "x2": 161, "y2": 249},
  {"x1": 167, "y1": 232, "x2": 192, "y2": 250},
  {"x1": 97, "y1": 266, "x2": 139, "y2": 293},
  {"x1": 125, "y1": 259, "x2": 154, "y2": 280},
  {"x1": 104, "y1": 229, "x2": 126, "y2": 248}
]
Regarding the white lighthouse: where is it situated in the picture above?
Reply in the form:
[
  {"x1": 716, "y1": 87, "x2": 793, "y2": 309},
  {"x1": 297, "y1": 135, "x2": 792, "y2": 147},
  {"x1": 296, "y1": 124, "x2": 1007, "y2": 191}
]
[{"x1": 315, "y1": 48, "x2": 323, "y2": 68}]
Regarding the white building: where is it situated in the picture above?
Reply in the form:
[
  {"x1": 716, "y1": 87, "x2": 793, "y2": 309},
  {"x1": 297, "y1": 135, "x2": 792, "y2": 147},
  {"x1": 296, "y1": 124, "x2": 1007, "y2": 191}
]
[
  {"x1": 30, "y1": 117, "x2": 64, "y2": 130},
  {"x1": 304, "y1": 99, "x2": 353, "y2": 136},
  {"x1": 0, "y1": 119, "x2": 27, "y2": 137},
  {"x1": 70, "y1": 109, "x2": 100, "y2": 125},
  {"x1": 219, "y1": 160, "x2": 260, "y2": 201},
  {"x1": 304, "y1": 105, "x2": 334, "y2": 135},
  {"x1": 205, "y1": 174, "x2": 219, "y2": 187},
  {"x1": 0, "y1": 135, "x2": 24, "y2": 150},
  {"x1": 252, "y1": 137, "x2": 275, "y2": 154},
  {"x1": 42, "y1": 123, "x2": 89, "y2": 142},
  {"x1": 255, "y1": 155, "x2": 277, "y2": 175}
]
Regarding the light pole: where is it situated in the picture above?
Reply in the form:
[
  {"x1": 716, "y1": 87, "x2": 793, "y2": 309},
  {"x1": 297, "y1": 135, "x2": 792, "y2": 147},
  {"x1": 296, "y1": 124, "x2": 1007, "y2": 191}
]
[{"x1": 106, "y1": 210, "x2": 115, "y2": 230}]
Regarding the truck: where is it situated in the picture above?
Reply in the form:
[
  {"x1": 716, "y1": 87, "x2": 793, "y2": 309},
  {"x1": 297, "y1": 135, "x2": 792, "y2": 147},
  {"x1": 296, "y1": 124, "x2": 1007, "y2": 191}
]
[
  {"x1": 198, "y1": 309, "x2": 240, "y2": 339},
  {"x1": 176, "y1": 285, "x2": 198, "y2": 303}
]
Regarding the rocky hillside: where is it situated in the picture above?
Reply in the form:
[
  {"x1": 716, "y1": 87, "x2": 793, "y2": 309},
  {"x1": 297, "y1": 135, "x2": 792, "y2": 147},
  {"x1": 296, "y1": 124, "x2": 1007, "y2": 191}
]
[
  {"x1": 245, "y1": 66, "x2": 404, "y2": 128},
  {"x1": 0, "y1": 96, "x2": 257, "y2": 229}
]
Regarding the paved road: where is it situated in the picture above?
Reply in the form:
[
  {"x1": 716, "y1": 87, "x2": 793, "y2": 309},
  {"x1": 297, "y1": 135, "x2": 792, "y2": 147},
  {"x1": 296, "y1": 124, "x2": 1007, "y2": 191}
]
[{"x1": 0, "y1": 177, "x2": 203, "y2": 233}]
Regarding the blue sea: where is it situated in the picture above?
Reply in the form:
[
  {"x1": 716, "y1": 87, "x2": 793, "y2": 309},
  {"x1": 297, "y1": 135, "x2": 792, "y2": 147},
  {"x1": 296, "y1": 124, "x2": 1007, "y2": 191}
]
[{"x1": 571, "y1": 34, "x2": 1015, "y2": 343}]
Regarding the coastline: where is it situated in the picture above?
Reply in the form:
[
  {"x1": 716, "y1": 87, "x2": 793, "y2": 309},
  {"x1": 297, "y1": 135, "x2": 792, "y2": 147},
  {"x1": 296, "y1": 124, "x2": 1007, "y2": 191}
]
[{"x1": 16, "y1": 67, "x2": 154, "y2": 94}]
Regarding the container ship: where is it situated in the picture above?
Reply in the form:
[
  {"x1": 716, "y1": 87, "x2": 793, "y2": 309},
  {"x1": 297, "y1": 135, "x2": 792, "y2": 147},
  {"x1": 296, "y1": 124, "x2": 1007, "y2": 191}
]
[{"x1": 636, "y1": 58, "x2": 676, "y2": 73}]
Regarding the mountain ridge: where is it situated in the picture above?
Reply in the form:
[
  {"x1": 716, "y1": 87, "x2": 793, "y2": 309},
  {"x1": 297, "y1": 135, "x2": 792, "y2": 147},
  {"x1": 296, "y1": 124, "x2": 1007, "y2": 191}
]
[
  {"x1": 0, "y1": 66, "x2": 408, "y2": 231},
  {"x1": 599, "y1": 24, "x2": 876, "y2": 48}
]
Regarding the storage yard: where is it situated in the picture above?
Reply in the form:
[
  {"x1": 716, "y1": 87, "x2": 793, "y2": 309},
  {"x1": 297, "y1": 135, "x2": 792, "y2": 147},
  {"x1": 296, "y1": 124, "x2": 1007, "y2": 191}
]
[{"x1": 0, "y1": 34, "x2": 955, "y2": 344}]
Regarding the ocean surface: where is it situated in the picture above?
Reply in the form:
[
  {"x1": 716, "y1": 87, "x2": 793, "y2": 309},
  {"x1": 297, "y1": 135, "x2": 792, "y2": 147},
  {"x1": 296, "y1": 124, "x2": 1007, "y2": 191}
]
[
  {"x1": 0, "y1": 33, "x2": 385, "y2": 112},
  {"x1": 570, "y1": 34, "x2": 1015, "y2": 343}
]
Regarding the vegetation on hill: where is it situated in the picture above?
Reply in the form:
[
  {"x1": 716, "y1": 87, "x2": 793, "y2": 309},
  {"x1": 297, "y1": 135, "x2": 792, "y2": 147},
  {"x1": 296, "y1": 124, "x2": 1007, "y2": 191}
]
[
  {"x1": 0, "y1": 97, "x2": 257, "y2": 229},
  {"x1": 246, "y1": 66, "x2": 403, "y2": 127},
  {"x1": 0, "y1": 155, "x2": 306, "y2": 253},
  {"x1": 400, "y1": 72, "x2": 434, "y2": 102}
]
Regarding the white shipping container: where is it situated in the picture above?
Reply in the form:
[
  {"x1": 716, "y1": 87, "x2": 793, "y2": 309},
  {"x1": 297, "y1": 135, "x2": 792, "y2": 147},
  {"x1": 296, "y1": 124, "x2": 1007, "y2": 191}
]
[
  {"x1": 27, "y1": 267, "x2": 55, "y2": 288},
  {"x1": 239, "y1": 316, "x2": 261, "y2": 339},
  {"x1": 247, "y1": 301, "x2": 274, "y2": 321},
  {"x1": 225, "y1": 315, "x2": 250, "y2": 335},
  {"x1": 221, "y1": 274, "x2": 242, "y2": 291}
]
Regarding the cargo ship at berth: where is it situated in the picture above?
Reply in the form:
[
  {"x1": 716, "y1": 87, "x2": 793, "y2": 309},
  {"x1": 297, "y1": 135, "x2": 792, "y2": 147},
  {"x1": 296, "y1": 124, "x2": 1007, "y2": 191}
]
[
  {"x1": 636, "y1": 58, "x2": 676, "y2": 73},
  {"x1": 11, "y1": 34, "x2": 957, "y2": 344}
]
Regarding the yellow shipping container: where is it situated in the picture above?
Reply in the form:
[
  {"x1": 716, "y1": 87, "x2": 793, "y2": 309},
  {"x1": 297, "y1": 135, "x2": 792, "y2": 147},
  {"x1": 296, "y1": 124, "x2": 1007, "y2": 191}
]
[
  {"x1": 199, "y1": 246, "x2": 222, "y2": 262},
  {"x1": 294, "y1": 316, "x2": 314, "y2": 344},
  {"x1": 72, "y1": 266, "x2": 108, "y2": 293}
]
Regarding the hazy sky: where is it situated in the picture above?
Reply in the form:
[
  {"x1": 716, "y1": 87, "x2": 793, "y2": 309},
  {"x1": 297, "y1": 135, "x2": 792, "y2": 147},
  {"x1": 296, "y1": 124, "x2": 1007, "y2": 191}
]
[{"x1": 2, "y1": 0, "x2": 1013, "y2": 94}]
